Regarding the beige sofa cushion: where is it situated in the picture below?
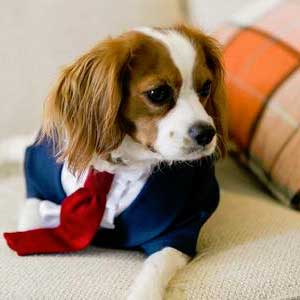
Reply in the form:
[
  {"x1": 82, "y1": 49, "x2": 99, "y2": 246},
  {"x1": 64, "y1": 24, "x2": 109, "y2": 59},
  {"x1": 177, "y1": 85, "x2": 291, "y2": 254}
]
[
  {"x1": 1, "y1": 157, "x2": 299, "y2": 299},
  {"x1": 168, "y1": 158, "x2": 300, "y2": 299}
]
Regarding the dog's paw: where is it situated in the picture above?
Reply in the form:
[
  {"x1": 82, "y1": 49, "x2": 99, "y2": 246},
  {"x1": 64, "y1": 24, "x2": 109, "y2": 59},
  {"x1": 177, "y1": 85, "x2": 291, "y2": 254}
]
[
  {"x1": 127, "y1": 248, "x2": 189, "y2": 300},
  {"x1": 18, "y1": 199, "x2": 43, "y2": 231},
  {"x1": 127, "y1": 285, "x2": 163, "y2": 300}
]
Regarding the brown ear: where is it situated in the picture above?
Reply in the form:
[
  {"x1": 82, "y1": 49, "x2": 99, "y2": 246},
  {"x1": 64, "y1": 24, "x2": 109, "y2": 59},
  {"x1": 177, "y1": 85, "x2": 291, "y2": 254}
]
[
  {"x1": 202, "y1": 35, "x2": 228, "y2": 158},
  {"x1": 42, "y1": 38, "x2": 131, "y2": 172}
]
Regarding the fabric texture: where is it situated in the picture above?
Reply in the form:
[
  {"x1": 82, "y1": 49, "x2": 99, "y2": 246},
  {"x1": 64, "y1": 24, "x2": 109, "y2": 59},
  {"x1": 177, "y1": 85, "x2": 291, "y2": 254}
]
[
  {"x1": 4, "y1": 169, "x2": 113, "y2": 256},
  {"x1": 214, "y1": 0, "x2": 300, "y2": 209},
  {"x1": 21, "y1": 138, "x2": 220, "y2": 257},
  {"x1": 1, "y1": 157, "x2": 300, "y2": 299}
]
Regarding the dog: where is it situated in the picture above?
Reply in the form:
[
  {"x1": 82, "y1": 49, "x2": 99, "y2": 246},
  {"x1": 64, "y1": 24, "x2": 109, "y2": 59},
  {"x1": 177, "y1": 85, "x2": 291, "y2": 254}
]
[{"x1": 9, "y1": 24, "x2": 227, "y2": 299}]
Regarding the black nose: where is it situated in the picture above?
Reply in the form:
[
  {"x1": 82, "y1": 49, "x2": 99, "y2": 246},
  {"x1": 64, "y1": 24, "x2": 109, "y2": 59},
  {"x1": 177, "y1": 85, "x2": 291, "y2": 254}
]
[{"x1": 188, "y1": 122, "x2": 216, "y2": 146}]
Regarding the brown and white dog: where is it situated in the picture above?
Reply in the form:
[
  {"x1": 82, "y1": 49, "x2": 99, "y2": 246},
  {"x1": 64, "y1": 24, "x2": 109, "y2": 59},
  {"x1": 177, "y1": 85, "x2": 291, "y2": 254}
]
[{"x1": 19, "y1": 24, "x2": 227, "y2": 299}]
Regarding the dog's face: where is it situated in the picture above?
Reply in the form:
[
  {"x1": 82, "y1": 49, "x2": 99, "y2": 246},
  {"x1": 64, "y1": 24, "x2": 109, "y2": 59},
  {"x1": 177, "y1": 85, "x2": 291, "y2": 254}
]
[{"x1": 43, "y1": 25, "x2": 227, "y2": 172}]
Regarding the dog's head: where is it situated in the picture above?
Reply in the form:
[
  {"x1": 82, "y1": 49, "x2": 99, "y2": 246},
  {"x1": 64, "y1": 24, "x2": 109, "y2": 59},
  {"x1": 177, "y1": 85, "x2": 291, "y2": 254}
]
[{"x1": 42, "y1": 24, "x2": 227, "y2": 172}]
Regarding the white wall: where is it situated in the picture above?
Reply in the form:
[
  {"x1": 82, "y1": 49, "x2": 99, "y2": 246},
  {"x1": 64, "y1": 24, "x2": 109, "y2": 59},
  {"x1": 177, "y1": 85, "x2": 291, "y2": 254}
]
[
  {"x1": 0, "y1": 0, "x2": 183, "y2": 140},
  {"x1": 187, "y1": 0, "x2": 247, "y2": 32}
]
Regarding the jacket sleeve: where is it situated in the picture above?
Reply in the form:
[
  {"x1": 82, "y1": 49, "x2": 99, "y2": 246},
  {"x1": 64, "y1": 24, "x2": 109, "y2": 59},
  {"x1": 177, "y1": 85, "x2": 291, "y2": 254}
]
[
  {"x1": 140, "y1": 161, "x2": 220, "y2": 257},
  {"x1": 24, "y1": 138, "x2": 65, "y2": 204},
  {"x1": 140, "y1": 211, "x2": 212, "y2": 256}
]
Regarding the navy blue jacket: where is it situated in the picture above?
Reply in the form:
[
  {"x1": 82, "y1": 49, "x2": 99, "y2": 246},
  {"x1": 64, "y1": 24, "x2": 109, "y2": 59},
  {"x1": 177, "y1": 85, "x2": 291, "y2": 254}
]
[{"x1": 24, "y1": 138, "x2": 220, "y2": 256}]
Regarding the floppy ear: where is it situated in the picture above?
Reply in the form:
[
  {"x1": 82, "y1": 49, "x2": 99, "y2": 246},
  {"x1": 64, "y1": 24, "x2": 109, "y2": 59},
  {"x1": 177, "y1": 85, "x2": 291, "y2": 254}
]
[
  {"x1": 42, "y1": 38, "x2": 131, "y2": 173},
  {"x1": 202, "y1": 36, "x2": 228, "y2": 158}
]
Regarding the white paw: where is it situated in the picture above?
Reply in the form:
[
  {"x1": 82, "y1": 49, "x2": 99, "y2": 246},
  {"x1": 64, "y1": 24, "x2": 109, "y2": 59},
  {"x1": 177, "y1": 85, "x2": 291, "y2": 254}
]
[
  {"x1": 18, "y1": 199, "x2": 43, "y2": 231},
  {"x1": 127, "y1": 248, "x2": 190, "y2": 300},
  {"x1": 18, "y1": 198, "x2": 61, "y2": 231},
  {"x1": 127, "y1": 285, "x2": 163, "y2": 300}
]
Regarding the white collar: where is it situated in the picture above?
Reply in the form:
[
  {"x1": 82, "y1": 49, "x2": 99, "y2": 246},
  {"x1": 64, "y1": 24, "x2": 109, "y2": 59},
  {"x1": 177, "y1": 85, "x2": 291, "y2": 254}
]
[{"x1": 92, "y1": 158, "x2": 153, "y2": 183}]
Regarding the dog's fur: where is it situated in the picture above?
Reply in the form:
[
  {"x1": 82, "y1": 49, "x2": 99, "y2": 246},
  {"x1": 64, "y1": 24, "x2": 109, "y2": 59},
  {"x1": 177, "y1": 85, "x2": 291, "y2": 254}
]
[{"x1": 21, "y1": 24, "x2": 227, "y2": 299}]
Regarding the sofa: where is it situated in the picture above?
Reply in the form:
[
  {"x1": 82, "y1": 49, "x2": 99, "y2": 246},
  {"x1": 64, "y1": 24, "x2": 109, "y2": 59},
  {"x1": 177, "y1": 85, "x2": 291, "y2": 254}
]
[{"x1": 1, "y1": 1, "x2": 300, "y2": 299}]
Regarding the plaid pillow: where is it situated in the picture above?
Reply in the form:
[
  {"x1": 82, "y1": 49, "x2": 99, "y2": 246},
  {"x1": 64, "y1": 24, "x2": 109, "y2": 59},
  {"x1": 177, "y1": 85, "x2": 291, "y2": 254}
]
[{"x1": 214, "y1": 0, "x2": 300, "y2": 209}]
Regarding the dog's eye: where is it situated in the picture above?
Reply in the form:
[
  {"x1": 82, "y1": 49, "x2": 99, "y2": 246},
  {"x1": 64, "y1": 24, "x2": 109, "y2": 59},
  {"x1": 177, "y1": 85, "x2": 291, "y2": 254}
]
[
  {"x1": 145, "y1": 84, "x2": 173, "y2": 105},
  {"x1": 198, "y1": 80, "x2": 212, "y2": 98}
]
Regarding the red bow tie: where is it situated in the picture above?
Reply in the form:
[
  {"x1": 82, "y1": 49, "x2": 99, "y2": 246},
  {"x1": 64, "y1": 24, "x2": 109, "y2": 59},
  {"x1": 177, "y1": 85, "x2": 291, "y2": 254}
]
[{"x1": 4, "y1": 168, "x2": 114, "y2": 256}]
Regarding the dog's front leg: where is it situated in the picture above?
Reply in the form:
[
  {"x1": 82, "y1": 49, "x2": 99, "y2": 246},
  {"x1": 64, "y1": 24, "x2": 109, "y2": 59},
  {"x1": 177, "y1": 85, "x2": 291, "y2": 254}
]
[
  {"x1": 18, "y1": 199, "x2": 60, "y2": 231},
  {"x1": 127, "y1": 247, "x2": 190, "y2": 300}
]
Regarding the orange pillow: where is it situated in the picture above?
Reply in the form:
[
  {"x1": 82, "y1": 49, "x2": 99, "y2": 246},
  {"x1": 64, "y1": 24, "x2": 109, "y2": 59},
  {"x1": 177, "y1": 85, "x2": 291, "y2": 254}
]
[{"x1": 215, "y1": 0, "x2": 300, "y2": 209}]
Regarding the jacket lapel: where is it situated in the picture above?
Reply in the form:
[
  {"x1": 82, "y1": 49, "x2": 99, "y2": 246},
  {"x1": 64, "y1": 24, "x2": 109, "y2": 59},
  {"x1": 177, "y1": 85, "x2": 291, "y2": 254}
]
[{"x1": 113, "y1": 163, "x2": 197, "y2": 246}]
